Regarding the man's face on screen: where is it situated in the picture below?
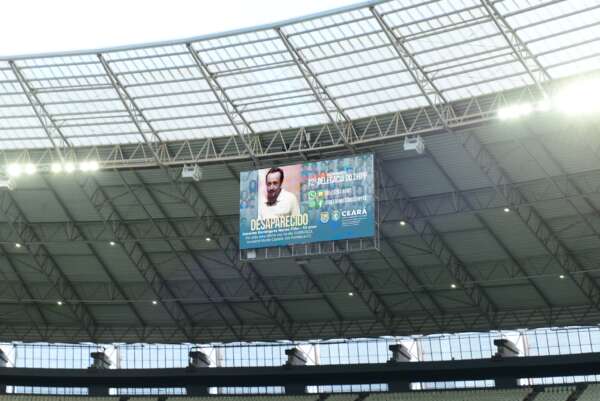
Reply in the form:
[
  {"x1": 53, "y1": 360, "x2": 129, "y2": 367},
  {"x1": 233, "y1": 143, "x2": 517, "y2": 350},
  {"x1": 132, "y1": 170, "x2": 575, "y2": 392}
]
[{"x1": 266, "y1": 171, "x2": 283, "y2": 205}]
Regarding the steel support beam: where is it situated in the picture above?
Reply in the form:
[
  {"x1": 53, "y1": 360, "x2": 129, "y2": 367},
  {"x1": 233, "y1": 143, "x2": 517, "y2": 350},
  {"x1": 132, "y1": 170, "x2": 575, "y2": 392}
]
[
  {"x1": 379, "y1": 166, "x2": 497, "y2": 325},
  {"x1": 368, "y1": 11, "x2": 499, "y2": 323},
  {"x1": 119, "y1": 170, "x2": 246, "y2": 339},
  {"x1": 296, "y1": 263, "x2": 345, "y2": 323},
  {"x1": 328, "y1": 252, "x2": 398, "y2": 333},
  {"x1": 0, "y1": 85, "x2": 543, "y2": 169},
  {"x1": 0, "y1": 244, "x2": 48, "y2": 338},
  {"x1": 0, "y1": 191, "x2": 98, "y2": 340},
  {"x1": 479, "y1": 0, "x2": 551, "y2": 95},
  {"x1": 0, "y1": 303, "x2": 598, "y2": 343},
  {"x1": 95, "y1": 53, "x2": 298, "y2": 339},
  {"x1": 374, "y1": 238, "x2": 445, "y2": 329},
  {"x1": 9, "y1": 57, "x2": 196, "y2": 341},
  {"x1": 97, "y1": 55, "x2": 165, "y2": 159},
  {"x1": 371, "y1": 7, "x2": 455, "y2": 120},
  {"x1": 462, "y1": 134, "x2": 600, "y2": 308},
  {"x1": 2, "y1": 249, "x2": 598, "y2": 304},
  {"x1": 40, "y1": 176, "x2": 147, "y2": 328},
  {"x1": 425, "y1": 152, "x2": 553, "y2": 308},
  {"x1": 272, "y1": 29, "x2": 439, "y2": 331},
  {"x1": 185, "y1": 44, "x2": 260, "y2": 165},
  {"x1": 373, "y1": 6, "x2": 600, "y2": 311},
  {"x1": 77, "y1": 175, "x2": 195, "y2": 341},
  {"x1": 7, "y1": 61, "x2": 70, "y2": 158},
  {"x1": 517, "y1": 129, "x2": 600, "y2": 278},
  {"x1": 523, "y1": 136, "x2": 600, "y2": 240},
  {"x1": 3, "y1": 166, "x2": 600, "y2": 245},
  {"x1": 276, "y1": 28, "x2": 354, "y2": 150},
  {"x1": 169, "y1": 176, "x2": 297, "y2": 338},
  {"x1": 98, "y1": 51, "x2": 419, "y2": 336}
]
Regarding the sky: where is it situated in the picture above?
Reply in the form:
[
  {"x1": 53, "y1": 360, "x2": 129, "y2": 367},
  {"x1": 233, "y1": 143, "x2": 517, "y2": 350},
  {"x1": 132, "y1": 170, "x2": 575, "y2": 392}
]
[{"x1": 0, "y1": 0, "x2": 358, "y2": 57}]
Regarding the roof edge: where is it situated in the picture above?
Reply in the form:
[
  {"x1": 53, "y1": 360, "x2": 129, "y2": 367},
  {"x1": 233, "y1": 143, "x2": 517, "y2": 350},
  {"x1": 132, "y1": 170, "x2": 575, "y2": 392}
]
[{"x1": 0, "y1": 0, "x2": 389, "y2": 61}]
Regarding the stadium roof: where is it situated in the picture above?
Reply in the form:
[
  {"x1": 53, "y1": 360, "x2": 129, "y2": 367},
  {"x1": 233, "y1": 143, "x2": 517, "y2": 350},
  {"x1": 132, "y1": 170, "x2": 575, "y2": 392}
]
[
  {"x1": 1, "y1": 0, "x2": 598, "y2": 151},
  {"x1": 0, "y1": 0, "x2": 600, "y2": 343}
]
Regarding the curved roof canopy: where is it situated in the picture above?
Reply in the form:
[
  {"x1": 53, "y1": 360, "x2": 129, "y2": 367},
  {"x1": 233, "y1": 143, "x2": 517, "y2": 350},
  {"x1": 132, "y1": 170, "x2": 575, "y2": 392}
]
[
  {"x1": 0, "y1": 0, "x2": 598, "y2": 151},
  {"x1": 1, "y1": 0, "x2": 600, "y2": 345}
]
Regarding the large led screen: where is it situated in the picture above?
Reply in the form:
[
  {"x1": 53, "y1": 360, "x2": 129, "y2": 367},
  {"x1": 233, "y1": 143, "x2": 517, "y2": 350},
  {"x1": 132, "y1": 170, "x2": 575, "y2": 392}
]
[{"x1": 239, "y1": 154, "x2": 375, "y2": 249}]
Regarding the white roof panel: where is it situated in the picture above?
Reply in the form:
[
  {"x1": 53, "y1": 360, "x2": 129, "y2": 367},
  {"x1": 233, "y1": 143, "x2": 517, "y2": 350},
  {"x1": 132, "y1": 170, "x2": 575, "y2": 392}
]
[{"x1": 0, "y1": 0, "x2": 598, "y2": 150}]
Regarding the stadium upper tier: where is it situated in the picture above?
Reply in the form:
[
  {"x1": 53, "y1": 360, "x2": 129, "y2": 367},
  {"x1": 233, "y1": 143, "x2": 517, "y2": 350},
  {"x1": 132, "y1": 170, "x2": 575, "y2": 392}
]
[{"x1": 0, "y1": 0, "x2": 599, "y2": 152}]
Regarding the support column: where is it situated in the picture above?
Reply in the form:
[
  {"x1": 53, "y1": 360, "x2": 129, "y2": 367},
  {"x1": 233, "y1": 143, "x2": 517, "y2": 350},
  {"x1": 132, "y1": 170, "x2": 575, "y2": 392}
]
[
  {"x1": 284, "y1": 347, "x2": 307, "y2": 395},
  {"x1": 0, "y1": 348, "x2": 7, "y2": 394},
  {"x1": 387, "y1": 344, "x2": 411, "y2": 392},
  {"x1": 88, "y1": 351, "x2": 111, "y2": 396},
  {"x1": 493, "y1": 339, "x2": 519, "y2": 388},
  {"x1": 186, "y1": 348, "x2": 210, "y2": 396}
]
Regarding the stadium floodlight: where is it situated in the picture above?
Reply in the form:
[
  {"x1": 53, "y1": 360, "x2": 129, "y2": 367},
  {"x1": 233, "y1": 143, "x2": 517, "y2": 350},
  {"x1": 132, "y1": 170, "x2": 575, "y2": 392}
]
[
  {"x1": 6, "y1": 164, "x2": 22, "y2": 177},
  {"x1": 555, "y1": 79, "x2": 600, "y2": 115},
  {"x1": 51, "y1": 163, "x2": 63, "y2": 173},
  {"x1": 5, "y1": 160, "x2": 100, "y2": 180},
  {"x1": 536, "y1": 99, "x2": 551, "y2": 112},
  {"x1": 24, "y1": 163, "x2": 37, "y2": 175},
  {"x1": 80, "y1": 160, "x2": 99, "y2": 172},
  {"x1": 64, "y1": 162, "x2": 76, "y2": 173},
  {"x1": 497, "y1": 103, "x2": 533, "y2": 120}
]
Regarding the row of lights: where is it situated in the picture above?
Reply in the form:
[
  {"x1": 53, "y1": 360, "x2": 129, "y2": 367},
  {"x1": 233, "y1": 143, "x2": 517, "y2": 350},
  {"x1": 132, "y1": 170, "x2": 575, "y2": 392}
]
[
  {"x1": 16, "y1": 241, "x2": 118, "y2": 248},
  {"x1": 397, "y1": 207, "x2": 512, "y2": 227},
  {"x1": 448, "y1": 273, "x2": 565, "y2": 290},
  {"x1": 5, "y1": 161, "x2": 100, "y2": 178},
  {"x1": 348, "y1": 271, "x2": 567, "y2": 297},
  {"x1": 498, "y1": 79, "x2": 600, "y2": 120},
  {"x1": 398, "y1": 207, "x2": 566, "y2": 285},
  {"x1": 9, "y1": 197, "x2": 554, "y2": 301},
  {"x1": 55, "y1": 300, "x2": 160, "y2": 306},
  {"x1": 54, "y1": 274, "x2": 571, "y2": 304},
  {"x1": 15, "y1": 237, "x2": 213, "y2": 249}
]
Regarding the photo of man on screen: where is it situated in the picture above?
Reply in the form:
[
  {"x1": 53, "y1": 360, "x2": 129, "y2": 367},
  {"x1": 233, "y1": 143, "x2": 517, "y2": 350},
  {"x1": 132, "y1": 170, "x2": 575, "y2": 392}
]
[{"x1": 258, "y1": 167, "x2": 301, "y2": 220}]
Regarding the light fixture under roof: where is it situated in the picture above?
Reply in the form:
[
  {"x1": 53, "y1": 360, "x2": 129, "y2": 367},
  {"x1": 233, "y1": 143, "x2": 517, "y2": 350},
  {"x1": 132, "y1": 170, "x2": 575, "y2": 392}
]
[
  {"x1": 555, "y1": 79, "x2": 600, "y2": 115},
  {"x1": 51, "y1": 163, "x2": 63, "y2": 173},
  {"x1": 6, "y1": 164, "x2": 22, "y2": 177},
  {"x1": 24, "y1": 163, "x2": 37, "y2": 175},
  {"x1": 64, "y1": 162, "x2": 76, "y2": 173},
  {"x1": 80, "y1": 161, "x2": 99, "y2": 172},
  {"x1": 497, "y1": 103, "x2": 533, "y2": 120}
]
